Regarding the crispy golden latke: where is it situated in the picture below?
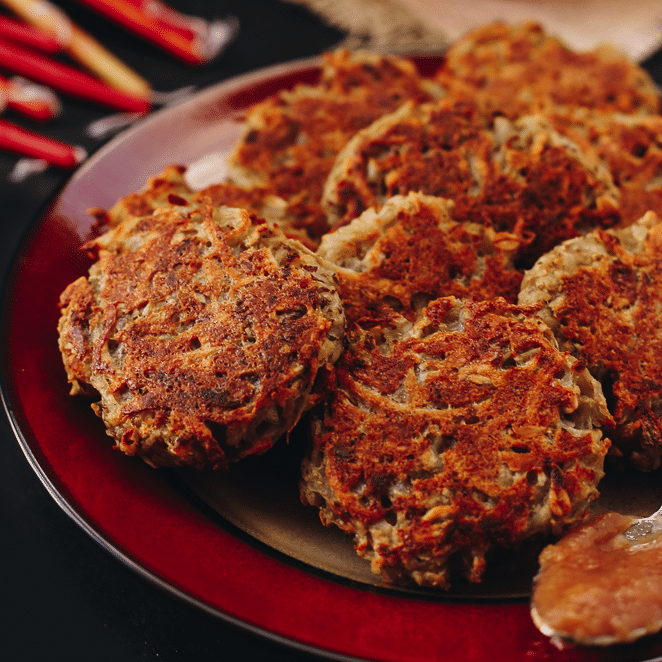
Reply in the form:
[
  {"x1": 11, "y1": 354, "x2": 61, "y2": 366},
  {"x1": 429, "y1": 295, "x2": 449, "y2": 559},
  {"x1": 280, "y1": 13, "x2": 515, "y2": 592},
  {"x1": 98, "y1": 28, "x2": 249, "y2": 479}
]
[
  {"x1": 225, "y1": 50, "x2": 444, "y2": 245},
  {"x1": 435, "y1": 22, "x2": 660, "y2": 121},
  {"x1": 546, "y1": 109, "x2": 662, "y2": 227},
  {"x1": 301, "y1": 297, "x2": 611, "y2": 588},
  {"x1": 89, "y1": 165, "x2": 194, "y2": 230},
  {"x1": 89, "y1": 164, "x2": 294, "y2": 240},
  {"x1": 317, "y1": 192, "x2": 523, "y2": 326},
  {"x1": 58, "y1": 203, "x2": 345, "y2": 470},
  {"x1": 323, "y1": 100, "x2": 621, "y2": 266},
  {"x1": 519, "y1": 212, "x2": 662, "y2": 471}
]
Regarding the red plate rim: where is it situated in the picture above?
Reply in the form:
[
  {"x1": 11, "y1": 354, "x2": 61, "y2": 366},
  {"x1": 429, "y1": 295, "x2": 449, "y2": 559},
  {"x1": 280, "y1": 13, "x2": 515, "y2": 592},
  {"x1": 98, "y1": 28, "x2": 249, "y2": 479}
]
[{"x1": 2, "y1": 56, "x2": 662, "y2": 662}]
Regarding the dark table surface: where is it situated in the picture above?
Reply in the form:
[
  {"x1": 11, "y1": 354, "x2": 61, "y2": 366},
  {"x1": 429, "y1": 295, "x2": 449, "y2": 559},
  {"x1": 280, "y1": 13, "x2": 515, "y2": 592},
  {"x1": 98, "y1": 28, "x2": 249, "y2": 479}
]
[{"x1": 4, "y1": 3, "x2": 662, "y2": 662}]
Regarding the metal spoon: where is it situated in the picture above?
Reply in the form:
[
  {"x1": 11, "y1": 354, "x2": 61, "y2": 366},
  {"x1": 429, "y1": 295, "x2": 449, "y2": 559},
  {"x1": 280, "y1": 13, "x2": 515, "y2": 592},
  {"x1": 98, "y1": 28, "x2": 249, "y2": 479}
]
[
  {"x1": 621, "y1": 504, "x2": 662, "y2": 543},
  {"x1": 531, "y1": 504, "x2": 662, "y2": 647}
]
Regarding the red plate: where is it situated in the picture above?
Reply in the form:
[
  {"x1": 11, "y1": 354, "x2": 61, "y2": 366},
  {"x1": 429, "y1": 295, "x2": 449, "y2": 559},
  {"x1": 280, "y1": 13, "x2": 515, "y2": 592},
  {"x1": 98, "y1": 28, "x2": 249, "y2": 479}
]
[{"x1": 4, "y1": 57, "x2": 662, "y2": 662}]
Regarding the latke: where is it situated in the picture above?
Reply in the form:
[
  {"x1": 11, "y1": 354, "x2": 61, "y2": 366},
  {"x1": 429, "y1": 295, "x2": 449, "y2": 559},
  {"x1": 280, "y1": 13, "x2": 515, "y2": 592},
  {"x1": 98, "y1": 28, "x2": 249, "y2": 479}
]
[
  {"x1": 519, "y1": 211, "x2": 662, "y2": 471},
  {"x1": 434, "y1": 22, "x2": 660, "y2": 121},
  {"x1": 225, "y1": 49, "x2": 443, "y2": 245},
  {"x1": 546, "y1": 109, "x2": 662, "y2": 227},
  {"x1": 58, "y1": 202, "x2": 345, "y2": 470},
  {"x1": 300, "y1": 297, "x2": 611, "y2": 588},
  {"x1": 317, "y1": 191, "x2": 523, "y2": 325},
  {"x1": 322, "y1": 100, "x2": 620, "y2": 265},
  {"x1": 89, "y1": 164, "x2": 194, "y2": 230},
  {"x1": 91, "y1": 164, "x2": 292, "y2": 241}
]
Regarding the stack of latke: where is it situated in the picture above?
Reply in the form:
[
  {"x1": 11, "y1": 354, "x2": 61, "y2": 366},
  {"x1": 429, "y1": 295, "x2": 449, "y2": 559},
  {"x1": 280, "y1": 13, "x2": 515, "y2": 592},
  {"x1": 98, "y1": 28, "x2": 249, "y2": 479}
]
[{"x1": 58, "y1": 23, "x2": 662, "y2": 589}]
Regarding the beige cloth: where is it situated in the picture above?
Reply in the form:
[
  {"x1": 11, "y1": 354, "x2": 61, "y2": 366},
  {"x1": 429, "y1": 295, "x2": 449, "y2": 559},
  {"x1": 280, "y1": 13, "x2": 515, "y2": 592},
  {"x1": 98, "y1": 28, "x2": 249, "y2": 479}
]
[
  {"x1": 287, "y1": 0, "x2": 662, "y2": 61},
  {"x1": 285, "y1": 0, "x2": 449, "y2": 52}
]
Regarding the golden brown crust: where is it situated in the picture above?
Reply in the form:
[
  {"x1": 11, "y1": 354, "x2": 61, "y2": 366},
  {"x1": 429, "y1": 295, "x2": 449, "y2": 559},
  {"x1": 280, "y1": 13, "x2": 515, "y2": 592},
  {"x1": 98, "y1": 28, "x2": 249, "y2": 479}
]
[
  {"x1": 519, "y1": 213, "x2": 662, "y2": 471},
  {"x1": 435, "y1": 22, "x2": 661, "y2": 121},
  {"x1": 323, "y1": 100, "x2": 621, "y2": 266},
  {"x1": 318, "y1": 49, "x2": 442, "y2": 105},
  {"x1": 91, "y1": 164, "x2": 193, "y2": 231},
  {"x1": 95, "y1": 164, "x2": 289, "y2": 229},
  {"x1": 226, "y1": 50, "x2": 444, "y2": 245},
  {"x1": 546, "y1": 109, "x2": 662, "y2": 227},
  {"x1": 317, "y1": 192, "x2": 523, "y2": 325},
  {"x1": 301, "y1": 297, "x2": 611, "y2": 588},
  {"x1": 58, "y1": 202, "x2": 345, "y2": 470}
]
